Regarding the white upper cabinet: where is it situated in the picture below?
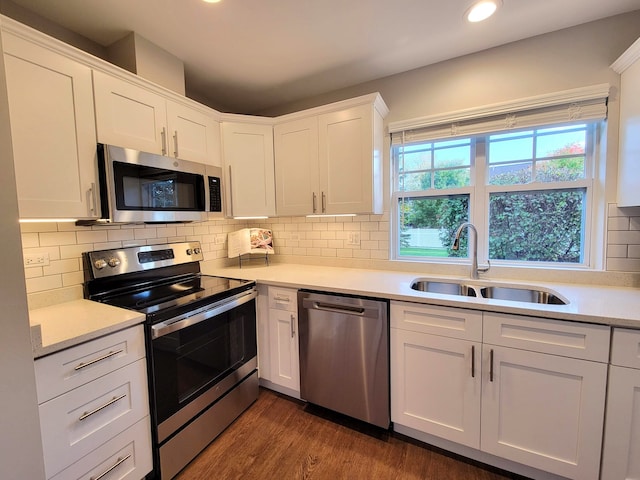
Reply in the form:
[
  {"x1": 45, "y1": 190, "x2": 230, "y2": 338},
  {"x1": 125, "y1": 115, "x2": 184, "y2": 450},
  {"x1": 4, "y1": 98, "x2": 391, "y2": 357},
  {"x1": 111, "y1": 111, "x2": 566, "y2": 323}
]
[
  {"x1": 221, "y1": 121, "x2": 276, "y2": 217},
  {"x1": 274, "y1": 117, "x2": 319, "y2": 215},
  {"x1": 612, "y1": 37, "x2": 640, "y2": 207},
  {"x1": 93, "y1": 70, "x2": 219, "y2": 165},
  {"x1": 274, "y1": 94, "x2": 388, "y2": 216},
  {"x1": 2, "y1": 30, "x2": 99, "y2": 219}
]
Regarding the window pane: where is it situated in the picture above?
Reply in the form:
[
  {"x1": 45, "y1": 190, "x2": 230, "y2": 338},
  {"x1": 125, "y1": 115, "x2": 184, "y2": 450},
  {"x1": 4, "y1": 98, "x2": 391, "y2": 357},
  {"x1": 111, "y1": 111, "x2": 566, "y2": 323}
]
[
  {"x1": 536, "y1": 157, "x2": 585, "y2": 182},
  {"x1": 401, "y1": 149, "x2": 432, "y2": 171},
  {"x1": 489, "y1": 162, "x2": 532, "y2": 185},
  {"x1": 434, "y1": 168, "x2": 470, "y2": 188},
  {"x1": 398, "y1": 195, "x2": 469, "y2": 258},
  {"x1": 536, "y1": 129, "x2": 586, "y2": 158},
  {"x1": 399, "y1": 172, "x2": 431, "y2": 191},
  {"x1": 488, "y1": 136, "x2": 533, "y2": 163},
  {"x1": 488, "y1": 188, "x2": 585, "y2": 263},
  {"x1": 434, "y1": 144, "x2": 471, "y2": 168}
]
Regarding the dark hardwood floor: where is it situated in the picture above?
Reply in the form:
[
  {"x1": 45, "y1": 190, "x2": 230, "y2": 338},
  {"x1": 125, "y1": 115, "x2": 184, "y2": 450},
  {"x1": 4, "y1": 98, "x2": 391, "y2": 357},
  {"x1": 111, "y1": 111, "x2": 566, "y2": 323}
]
[{"x1": 175, "y1": 388, "x2": 528, "y2": 480}]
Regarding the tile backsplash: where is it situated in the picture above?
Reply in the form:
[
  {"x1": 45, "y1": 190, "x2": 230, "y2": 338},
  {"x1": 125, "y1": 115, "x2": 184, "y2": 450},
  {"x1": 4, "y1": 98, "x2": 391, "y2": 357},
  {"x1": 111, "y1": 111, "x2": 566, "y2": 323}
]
[
  {"x1": 20, "y1": 205, "x2": 640, "y2": 302},
  {"x1": 606, "y1": 204, "x2": 640, "y2": 272}
]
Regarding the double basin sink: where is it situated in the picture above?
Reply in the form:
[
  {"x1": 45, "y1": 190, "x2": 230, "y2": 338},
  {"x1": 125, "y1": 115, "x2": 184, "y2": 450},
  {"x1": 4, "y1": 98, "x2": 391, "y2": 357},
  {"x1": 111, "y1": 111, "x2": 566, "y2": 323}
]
[{"x1": 411, "y1": 279, "x2": 568, "y2": 305}]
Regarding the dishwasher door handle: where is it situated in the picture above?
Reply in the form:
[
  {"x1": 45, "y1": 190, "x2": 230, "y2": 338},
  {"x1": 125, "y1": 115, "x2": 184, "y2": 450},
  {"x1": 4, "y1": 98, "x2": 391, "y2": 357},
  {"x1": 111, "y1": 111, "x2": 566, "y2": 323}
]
[{"x1": 302, "y1": 298, "x2": 379, "y2": 318}]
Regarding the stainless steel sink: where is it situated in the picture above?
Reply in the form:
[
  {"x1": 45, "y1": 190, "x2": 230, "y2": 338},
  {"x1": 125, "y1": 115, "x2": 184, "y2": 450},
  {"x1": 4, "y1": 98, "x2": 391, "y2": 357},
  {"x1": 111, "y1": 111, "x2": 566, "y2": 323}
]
[
  {"x1": 479, "y1": 286, "x2": 567, "y2": 305},
  {"x1": 410, "y1": 280, "x2": 477, "y2": 297}
]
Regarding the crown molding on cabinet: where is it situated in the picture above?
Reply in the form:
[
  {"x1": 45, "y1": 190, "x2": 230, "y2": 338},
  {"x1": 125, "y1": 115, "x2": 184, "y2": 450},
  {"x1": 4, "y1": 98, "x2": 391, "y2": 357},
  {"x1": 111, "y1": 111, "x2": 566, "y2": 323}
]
[
  {"x1": 0, "y1": 15, "x2": 221, "y2": 120},
  {"x1": 611, "y1": 37, "x2": 640, "y2": 74}
]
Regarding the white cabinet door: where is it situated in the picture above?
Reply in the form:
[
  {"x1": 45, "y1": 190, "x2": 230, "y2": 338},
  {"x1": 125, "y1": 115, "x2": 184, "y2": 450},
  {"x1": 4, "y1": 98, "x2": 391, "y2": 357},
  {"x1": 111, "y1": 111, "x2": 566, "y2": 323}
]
[
  {"x1": 601, "y1": 365, "x2": 640, "y2": 480},
  {"x1": 269, "y1": 308, "x2": 300, "y2": 392},
  {"x1": 93, "y1": 70, "x2": 167, "y2": 155},
  {"x1": 613, "y1": 38, "x2": 640, "y2": 207},
  {"x1": 480, "y1": 345, "x2": 607, "y2": 480},
  {"x1": 274, "y1": 116, "x2": 319, "y2": 215},
  {"x1": 166, "y1": 100, "x2": 219, "y2": 165},
  {"x1": 221, "y1": 122, "x2": 275, "y2": 217},
  {"x1": 391, "y1": 328, "x2": 481, "y2": 448},
  {"x1": 3, "y1": 32, "x2": 99, "y2": 219},
  {"x1": 318, "y1": 104, "x2": 381, "y2": 214}
]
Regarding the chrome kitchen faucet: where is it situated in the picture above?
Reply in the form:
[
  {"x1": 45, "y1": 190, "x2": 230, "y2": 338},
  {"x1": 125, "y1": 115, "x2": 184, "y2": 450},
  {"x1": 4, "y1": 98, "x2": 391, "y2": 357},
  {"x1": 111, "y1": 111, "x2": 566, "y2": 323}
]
[{"x1": 452, "y1": 222, "x2": 490, "y2": 279}]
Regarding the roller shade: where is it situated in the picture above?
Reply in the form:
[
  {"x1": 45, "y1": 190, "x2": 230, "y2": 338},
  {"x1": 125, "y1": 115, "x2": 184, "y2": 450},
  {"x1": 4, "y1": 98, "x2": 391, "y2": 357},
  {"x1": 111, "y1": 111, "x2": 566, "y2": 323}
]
[{"x1": 389, "y1": 84, "x2": 609, "y2": 145}]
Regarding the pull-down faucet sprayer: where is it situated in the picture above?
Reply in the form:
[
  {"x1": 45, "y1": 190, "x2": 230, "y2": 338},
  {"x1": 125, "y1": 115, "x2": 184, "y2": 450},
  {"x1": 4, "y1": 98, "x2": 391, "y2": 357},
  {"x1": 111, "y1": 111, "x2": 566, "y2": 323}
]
[{"x1": 452, "y1": 222, "x2": 490, "y2": 279}]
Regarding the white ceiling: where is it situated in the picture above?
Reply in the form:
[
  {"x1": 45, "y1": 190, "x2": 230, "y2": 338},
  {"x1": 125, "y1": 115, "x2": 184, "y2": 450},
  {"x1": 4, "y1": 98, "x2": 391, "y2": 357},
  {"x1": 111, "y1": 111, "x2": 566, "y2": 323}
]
[{"x1": 6, "y1": 0, "x2": 640, "y2": 114}]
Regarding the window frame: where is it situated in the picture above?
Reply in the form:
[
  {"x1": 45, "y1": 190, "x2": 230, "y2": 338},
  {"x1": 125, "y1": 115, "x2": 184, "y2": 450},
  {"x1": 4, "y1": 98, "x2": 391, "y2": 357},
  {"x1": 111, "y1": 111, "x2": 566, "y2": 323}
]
[{"x1": 391, "y1": 121, "x2": 602, "y2": 269}]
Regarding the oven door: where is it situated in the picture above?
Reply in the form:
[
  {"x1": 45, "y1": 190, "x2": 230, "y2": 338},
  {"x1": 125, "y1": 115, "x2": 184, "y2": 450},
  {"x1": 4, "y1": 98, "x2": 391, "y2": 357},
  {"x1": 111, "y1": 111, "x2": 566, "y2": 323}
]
[{"x1": 149, "y1": 289, "x2": 257, "y2": 443}]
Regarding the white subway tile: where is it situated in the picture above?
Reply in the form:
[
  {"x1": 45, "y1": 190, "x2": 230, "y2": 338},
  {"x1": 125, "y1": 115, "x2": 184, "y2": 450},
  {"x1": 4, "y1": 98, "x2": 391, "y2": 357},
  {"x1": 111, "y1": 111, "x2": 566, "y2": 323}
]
[
  {"x1": 608, "y1": 231, "x2": 640, "y2": 245},
  {"x1": 26, "y1": 275, "x2": 62, "y2": 294},
  {"x1": 321, "y1": 248, "x2": 337, "y2": 257},
  {"x1": 20, "y1": 222, "x2": 57, "y2": 233},
  {"x1": 107, "y1": 229, "x2": 135, "y2": 242},
  {"x1": 76, "y1": 230, "x2": 108, "y2": 244},
  {"x1": 607, "y1": 257, "x2": 640, "y2": 272},
  {"x1": 21, "y1": 232, "x2": 39, "y2": 248},
  {"x1": 337, "y1": 249, "x2": 354, "y2": 258},
  {"x1": 631, "y1": 217, "x2": 640, "y2": 231},
  {"x1": 43, "y1": 258, "x2": 80, "y2": 275},
  {"x1": 608, "y1": 217, "x2": 630, "y2": 231},
  {"x1": 60, "y1": 243, "x2": 93, "y2": 259},
  {"x1": 628, "y1": 245, "x2": 640, "y2": 259},
  {"x1": 39, "y1": 231, "x2": 78, "y2": 246},
  {"x1": 62, "y1": 271, "x2": 84, "y2": 287},
  {"x1": 607, "y1": 245, "x2": 628, "y2": 258},
  {"x1": 134, "y1": 228, "x2": 157, "y2": 240}
]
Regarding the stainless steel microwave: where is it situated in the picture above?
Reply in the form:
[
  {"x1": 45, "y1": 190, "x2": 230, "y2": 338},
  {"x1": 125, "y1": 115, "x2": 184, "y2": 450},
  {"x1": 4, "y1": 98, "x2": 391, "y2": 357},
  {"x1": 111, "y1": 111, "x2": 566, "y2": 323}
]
[{"x1": 96, "y1": 143, "x2": 224, "y2": 223}]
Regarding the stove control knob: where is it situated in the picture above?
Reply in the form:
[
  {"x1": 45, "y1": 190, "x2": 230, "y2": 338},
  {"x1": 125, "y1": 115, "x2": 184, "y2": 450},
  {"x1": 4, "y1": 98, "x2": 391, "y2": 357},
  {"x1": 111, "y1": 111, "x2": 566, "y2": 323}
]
[
  {"x1": 107, "y1": 257, "x2": 121, "y2": 268},
  {"x1": 186, "y1": 248, "x2": 194, "y2": 255},
  {"x1": 194, "y1": 247, "x2": 202, "y2": 254},
  {"x1": 94, "y1": 259, "x2": 107, "y2": 270}
]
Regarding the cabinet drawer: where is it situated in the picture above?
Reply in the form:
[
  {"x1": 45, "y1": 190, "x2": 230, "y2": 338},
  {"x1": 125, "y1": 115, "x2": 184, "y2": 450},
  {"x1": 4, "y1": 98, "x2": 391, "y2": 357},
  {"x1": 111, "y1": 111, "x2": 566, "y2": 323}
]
[
  {"x1": 611, "y1": 328, "x2": 640, "y2": 369},
  {"x1": 483, "y1": 313, "x2": 610, "y2": 362},
  {"x1": 390, "y1": 301, "x2": 482, "y2": 341},
  {"x1": 35, "y1": 325, "x2": 145, "y2": 403},
  {"x1": 49, "y1": 416, "x2": 153, "y2": 480},
  {"x1": 39, "y1": 359, "x2": 150, "y2": 478},
  {"x1": 268, "y1": 286, "x2": 297, "y2": 312}
]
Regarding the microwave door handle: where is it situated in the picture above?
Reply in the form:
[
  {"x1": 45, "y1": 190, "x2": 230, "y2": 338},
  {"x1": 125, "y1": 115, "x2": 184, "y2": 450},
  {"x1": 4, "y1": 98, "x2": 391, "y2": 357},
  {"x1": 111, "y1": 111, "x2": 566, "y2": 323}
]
[
  {"x1": 228, "y1": 165, "x2": 234, "y2": 216},
  {"x1": 173, "y1": 130, "x2": 179, "y2": 158}
]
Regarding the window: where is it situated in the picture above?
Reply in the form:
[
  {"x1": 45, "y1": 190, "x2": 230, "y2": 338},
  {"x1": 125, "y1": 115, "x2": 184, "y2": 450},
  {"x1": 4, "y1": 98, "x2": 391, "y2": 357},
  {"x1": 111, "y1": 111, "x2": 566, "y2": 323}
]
[{"x1": 390, "y1": 86, "x2": 608, "y2": 267}]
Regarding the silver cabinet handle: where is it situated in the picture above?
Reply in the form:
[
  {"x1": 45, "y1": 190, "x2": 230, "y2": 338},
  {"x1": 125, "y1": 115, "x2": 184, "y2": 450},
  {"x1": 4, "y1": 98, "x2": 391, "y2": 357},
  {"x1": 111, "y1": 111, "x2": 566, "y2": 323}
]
[
  {"x1": 489, "y1": 349, "x2": 494, "y2": 382},
  {"x1": 274, "y1": 295, "x2": 290, "y2": 303},
  {"x1": 471, "y1": 345, "x2": 475, "y2": 378},
  {"x1": 74, "y1": 349, "x2": 124, "y2": 371},
  {"x1": 90, "y1": 454, "x2": 131, "y2": 480},
  {"x1": 312, "y1": 192, "x2": 317, "y2": 213},
  {"x1": 290, "y1": 313, "x2": 295, "y2": 338},
  {"x1": 173, "y1": 130, "x2": 179, "y2": 157},
  {"x1": 161, "y1": 127, "x2": 167, "y2": 155},
  {"x1": 321, "y1": 191, "x2": 326, "y2": 213},
  {"x1": 89, "y1": 182, "x2": 98, "y2": 215},
  {"x1": 79, "y1": 393, "x2": 126, "y2": 421}
]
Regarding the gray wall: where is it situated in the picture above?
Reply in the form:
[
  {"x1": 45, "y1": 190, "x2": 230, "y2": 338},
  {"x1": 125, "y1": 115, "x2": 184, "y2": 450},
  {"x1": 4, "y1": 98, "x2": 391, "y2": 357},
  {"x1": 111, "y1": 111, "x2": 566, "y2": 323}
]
[{"x1": 0, "y1": 16, "x2": 46, "y2": 480}]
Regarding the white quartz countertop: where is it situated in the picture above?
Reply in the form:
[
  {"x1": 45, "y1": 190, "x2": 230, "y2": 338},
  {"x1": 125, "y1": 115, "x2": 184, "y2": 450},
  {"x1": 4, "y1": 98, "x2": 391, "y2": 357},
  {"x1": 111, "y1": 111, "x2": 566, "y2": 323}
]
[
  {"x1": 29, "y1": 299, "x2": 145, "y2": 358},
  {"x1": 203, "y1": 263, "x2": 640, "y2": 328}
]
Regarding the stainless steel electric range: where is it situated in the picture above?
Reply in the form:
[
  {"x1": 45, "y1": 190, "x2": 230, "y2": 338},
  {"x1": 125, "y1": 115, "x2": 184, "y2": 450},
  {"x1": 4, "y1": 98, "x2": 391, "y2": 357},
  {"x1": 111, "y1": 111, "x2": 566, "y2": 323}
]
[{"x1": 83, "y1": 241, "x2": 258, "y2": 479}]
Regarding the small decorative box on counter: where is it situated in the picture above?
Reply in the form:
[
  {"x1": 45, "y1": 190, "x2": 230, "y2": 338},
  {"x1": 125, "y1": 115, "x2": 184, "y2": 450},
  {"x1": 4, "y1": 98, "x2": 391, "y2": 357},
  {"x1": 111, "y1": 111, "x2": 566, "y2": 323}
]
[{"x1": 228, "y1": 228, "x2": 274, "y2": 266}]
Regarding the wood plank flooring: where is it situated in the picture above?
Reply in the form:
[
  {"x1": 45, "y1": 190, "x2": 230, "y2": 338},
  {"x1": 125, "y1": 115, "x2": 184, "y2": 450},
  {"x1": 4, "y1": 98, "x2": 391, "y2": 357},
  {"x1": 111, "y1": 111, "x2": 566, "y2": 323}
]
[{"x1": 175, "y1": 388, "x2": 528, "y2": 480}]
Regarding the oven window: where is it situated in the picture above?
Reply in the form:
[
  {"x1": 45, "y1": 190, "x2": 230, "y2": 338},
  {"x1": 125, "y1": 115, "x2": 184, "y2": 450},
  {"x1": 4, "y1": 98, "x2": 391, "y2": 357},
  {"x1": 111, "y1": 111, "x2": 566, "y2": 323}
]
[
  {"x1": 113, "y1": 161, "x2": 205, "y2": 211},
  {"x1": 151, "y1": 299, "x2": 257, "y2": 424}
]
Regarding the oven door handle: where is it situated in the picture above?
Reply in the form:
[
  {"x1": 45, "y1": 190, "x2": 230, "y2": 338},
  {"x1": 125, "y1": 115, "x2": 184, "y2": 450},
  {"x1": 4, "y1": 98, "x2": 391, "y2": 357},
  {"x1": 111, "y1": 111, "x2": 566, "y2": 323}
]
[{"x1": 151, "y1": 289, "x2": 257, "y2": 339}]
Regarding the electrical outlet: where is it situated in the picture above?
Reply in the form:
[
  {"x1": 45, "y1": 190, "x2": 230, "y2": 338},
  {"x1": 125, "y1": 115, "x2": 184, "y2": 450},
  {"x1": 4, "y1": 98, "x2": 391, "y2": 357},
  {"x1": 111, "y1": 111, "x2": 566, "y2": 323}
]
[
  {"x1": 347, "y1": 232, "x2": 360, "y2": 245},
  {"x1": 24, "y1": 252, "x2": 50, "y2": 268},
  {"x1": 215, "y1": 234, "x2": 226, "y2": 245}
]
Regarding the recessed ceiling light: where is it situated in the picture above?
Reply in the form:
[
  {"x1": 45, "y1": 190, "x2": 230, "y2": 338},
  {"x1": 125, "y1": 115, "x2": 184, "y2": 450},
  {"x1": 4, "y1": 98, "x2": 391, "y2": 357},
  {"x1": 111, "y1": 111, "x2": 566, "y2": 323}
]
[
  {"x1": 203, "y1": 0, "x2": 222, "y2": 3},
  {"x1": 466, "y1": 0, "x2": 501, "y2": 23}
]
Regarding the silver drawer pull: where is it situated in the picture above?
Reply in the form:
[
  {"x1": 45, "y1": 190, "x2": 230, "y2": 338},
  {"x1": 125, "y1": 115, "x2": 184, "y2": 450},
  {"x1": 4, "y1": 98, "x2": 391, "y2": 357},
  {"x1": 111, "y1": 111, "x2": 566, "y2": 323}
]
[
  {"x1": 79, "y1": 393, "x2": 127, "y2": 421},
  {"x1": 74, "y1": 349, "x2": 124, "y2": 371},
  {"x1": 91, "y1": 454, "x2": 131, "y2": 480},
  {"x1": 274, "y1": 295, "x2": 290, "y2": 302}
]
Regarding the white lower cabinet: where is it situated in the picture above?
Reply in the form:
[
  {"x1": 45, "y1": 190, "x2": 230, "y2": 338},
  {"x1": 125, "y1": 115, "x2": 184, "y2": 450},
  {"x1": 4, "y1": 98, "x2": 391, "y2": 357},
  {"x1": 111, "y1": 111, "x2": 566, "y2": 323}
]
[
  {"x1": 35, "y1": 325, "x2": 152, "y2": 480},
  {"x1": 256, "y1": 285, "x2": 300, "y2": 397},
  {"x1": 391, "y1": 302, "x2": 610, "y2": 480},
  {"x1": 601, "y1": 328, "x2": 640, "y2": 480}
]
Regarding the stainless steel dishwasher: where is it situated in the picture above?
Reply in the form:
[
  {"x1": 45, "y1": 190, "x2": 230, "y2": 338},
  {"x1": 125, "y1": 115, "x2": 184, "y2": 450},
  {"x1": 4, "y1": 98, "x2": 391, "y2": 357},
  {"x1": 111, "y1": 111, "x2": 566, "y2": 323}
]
[{"x1": 298, "y1": 290, "x2": 389, "y2": 428}]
